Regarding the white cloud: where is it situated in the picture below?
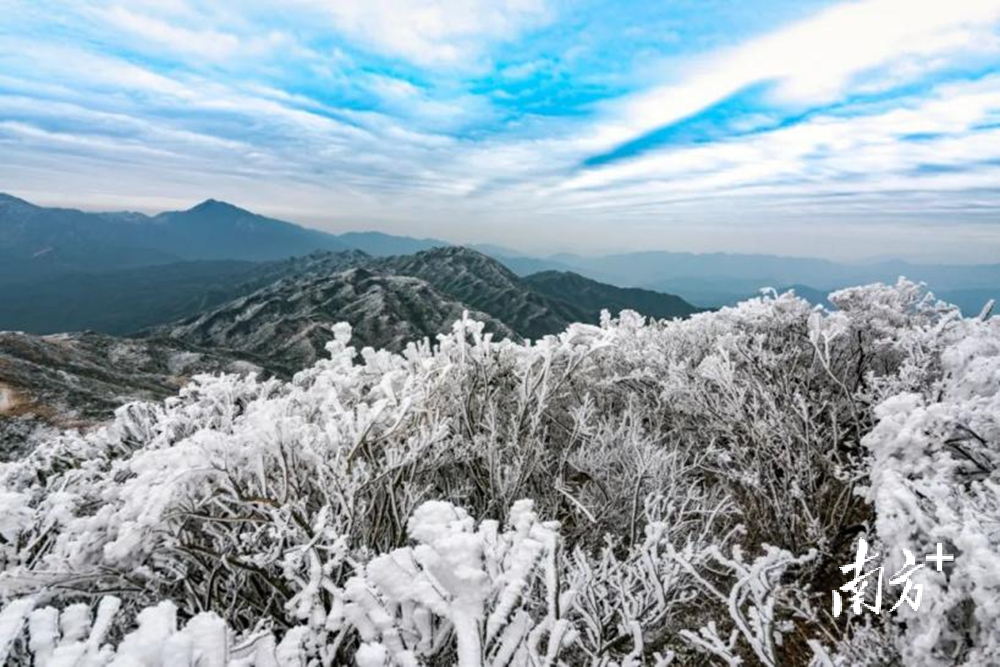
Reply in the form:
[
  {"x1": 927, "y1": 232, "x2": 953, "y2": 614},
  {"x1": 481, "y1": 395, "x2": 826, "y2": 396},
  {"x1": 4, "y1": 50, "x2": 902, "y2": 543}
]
[
  {"x1": 360, "y1": 74, "x2": 496, "y2": 131},
  {"x1": 291, "y1": 0, "x2": 552, "y2": 67},
  {"x1": 586, "y1": 0, "x2": 1000, "y2": 151},
  {"x1": 2, "y1": 42, "x2": 196, "y2": 98},
  {"x1": 90, "y1": 5, "x2": 292, "y2": 63},
  {"x1": 553, "y1": 76, "x2": 1000, "y2": 215},
  {"x1": 96, "y1": 6, "x2": 241, "y2": 60}
]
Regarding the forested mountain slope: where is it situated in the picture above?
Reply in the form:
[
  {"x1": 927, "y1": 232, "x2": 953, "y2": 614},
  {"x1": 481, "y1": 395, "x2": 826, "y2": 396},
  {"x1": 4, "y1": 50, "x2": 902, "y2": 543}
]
[
  {"x1": 156, "y1": 267, "x2": 514, "y2": 374},
  {"x1": 373, "y1": 246, "x2": 589, "y2": 339},
  {"x1": 524, "y1": 269, "x2": 700, "y2": 320},
  {"x1": 0, "y1": 251, "x2": 372, "y2": 335},
  {"x1": 0, "y1": 244, "x2": 698, "y2": 337},
  {"x1": 0, "y1": 331, "x2": 263, "y2": 456}
]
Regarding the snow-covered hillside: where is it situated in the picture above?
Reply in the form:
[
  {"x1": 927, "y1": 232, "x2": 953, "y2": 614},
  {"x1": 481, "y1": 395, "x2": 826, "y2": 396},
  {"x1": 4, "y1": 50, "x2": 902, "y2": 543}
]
[{"x1": 0, "y1": 281, "x2": 997, "y2": 666}]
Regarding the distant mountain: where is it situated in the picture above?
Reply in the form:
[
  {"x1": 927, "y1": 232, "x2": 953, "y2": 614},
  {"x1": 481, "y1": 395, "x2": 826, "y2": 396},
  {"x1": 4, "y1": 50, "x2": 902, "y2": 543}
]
[
  {"x1": 149, "y1": 246, "x2": 701, "y2": 374},
  {"x1": 636, "y1": 277, "x2": 755, "y2": 309},
  {"x1": 372, "y1": 247, "x2": 584, "y2": 340},
  {"x1": 7, "y1": 194, "x2": 999, "y2": 318},
  {"x1": 492, "y1": 249, "x2": 1000, "y2": 315},
  {"x1": 337, "y1": 231, "x2": 447, "y2": 256},
  {"x1": 0, "y1": 250, "x2": 371, "y2": 335},
  {"x1": 0, "y1": 330, "x2": 264, "y2": 455},
  {"x1": 540, "y1": 251, "x2": 860, "y2": 288},
  {"x1": 0, "y1": 193, "x2": 179, "y2": 282},
  {"x1": 469, "y1": 243, "x2": 530, "y2": 258},
  {"x1": 0, "y1": 194, "x2": 450, "y2": 284},
  {"x1": 0, "y1": 194, "x2": 349, "y2": 282},
  {"x1": 523, "y1": 270, "x2": 699, "y2": 320},
  {"x1": 0, "y1": 245, "x2": 700, "y2": 339},
  {"x1": 154, "y1": 266, "x2": 515, "y2": 375},
  {"x1": 146, "y1": 199, "x2": 348, "y2": 261},
  {"x1": 491, "y1": 254, "x2": 602, "y2": 278}
]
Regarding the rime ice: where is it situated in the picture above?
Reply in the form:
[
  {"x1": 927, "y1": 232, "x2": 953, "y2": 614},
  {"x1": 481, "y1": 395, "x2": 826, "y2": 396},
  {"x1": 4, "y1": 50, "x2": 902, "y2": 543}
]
[{"x1": 1, "y1": 280, "x2": 998, "y2": 666}]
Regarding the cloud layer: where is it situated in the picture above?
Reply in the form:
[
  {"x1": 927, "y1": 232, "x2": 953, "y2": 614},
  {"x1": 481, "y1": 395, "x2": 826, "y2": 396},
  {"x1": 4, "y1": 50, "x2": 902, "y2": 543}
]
[{"x1": 2, "y1": 0, "x2": 1000, "y2": 260}]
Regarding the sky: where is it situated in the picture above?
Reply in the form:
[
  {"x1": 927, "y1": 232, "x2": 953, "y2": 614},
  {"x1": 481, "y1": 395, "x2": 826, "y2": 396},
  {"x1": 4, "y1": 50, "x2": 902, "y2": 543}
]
[{"x1": 2, "y1": 0, "x2": 1000, "y2": 261}]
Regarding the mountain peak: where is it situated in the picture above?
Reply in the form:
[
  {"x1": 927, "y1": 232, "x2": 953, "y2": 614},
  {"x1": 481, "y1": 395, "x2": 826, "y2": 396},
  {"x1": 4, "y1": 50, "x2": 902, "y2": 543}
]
[
  {"x1": 0, "y1": 192, "x2": 34, "y2": 207},
  {"x1": 413, "y1": 245, "x2": 493, "y2": 263},
  {"x1": 373, "y1": 246, "x2": 579, "y2": 339},
  {"x1": 395, "y1": 246, "x2": 522, "y2": 282},
  {"x1": 188, "y1": 198, "x2": 248, "y2": 215}
]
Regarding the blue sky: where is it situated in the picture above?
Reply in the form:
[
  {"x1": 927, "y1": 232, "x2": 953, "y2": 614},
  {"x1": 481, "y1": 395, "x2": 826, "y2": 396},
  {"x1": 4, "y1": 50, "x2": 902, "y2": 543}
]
[{"x1": 2, "y1": 0, "x2": 1000, "y2": 261}]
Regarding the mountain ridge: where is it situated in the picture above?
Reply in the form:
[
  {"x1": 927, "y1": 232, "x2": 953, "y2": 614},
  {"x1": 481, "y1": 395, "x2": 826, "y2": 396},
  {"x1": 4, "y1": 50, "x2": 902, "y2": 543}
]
[
  {"x1": 371, "y1": 246, "x2": 587, "y2": 340},
  {"x1": 0, "y1": 194, "x2": 349, "y2": 281},
  {"x1": 7, "y1": 194, "x2": 997, "y2": 316},
  {"x1": 153, "y1": 263, "x2": 517, "y2": 375},
  {"x1": 489, "y1": 249, "x2": 1000, "y2": 314},
  {"x1": 523, "y1": 270, "x2": 701, "y2": 320}
]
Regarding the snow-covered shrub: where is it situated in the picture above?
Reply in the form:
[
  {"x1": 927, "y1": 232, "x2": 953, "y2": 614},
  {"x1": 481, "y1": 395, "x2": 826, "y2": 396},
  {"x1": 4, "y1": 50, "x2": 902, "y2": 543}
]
[
  {"x1": 342, "y1": 498, "x2": 569, "y2": 667},
  {"x1": 862, "y1": 311, "x2": 1000, "y2": 666},
  {"x1": 0, "y1": 281, "x2": 995, "y2": 665},
  {"x1": 0, "y1": 594, "x2": 309, "y2": 666},
  {"x1": 675, "y1": 543, "x2": 816, "y2": 667}
]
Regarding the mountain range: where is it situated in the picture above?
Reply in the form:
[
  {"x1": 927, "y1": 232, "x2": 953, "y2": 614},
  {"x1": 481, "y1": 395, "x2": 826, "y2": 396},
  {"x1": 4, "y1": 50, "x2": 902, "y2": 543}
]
[
  {"x1": 151, "y1": 246, "x2": 703, "y2": 373},
  {"x1": 4, "y1": 192, "x2": 997, "y2": 315},
  {"x1": 0, "y1": 194, "x2": 700, "y2": 435},
  {"x1": 523, "y1": 270, "x2": 699, "y2": 322},
  {"x1": 3, "y1": 192, "x2": 997, "y2": 440},
  {"x1": 492, "y1": 250, "x2": 1000, "y2": 314},
  {"x1": 0, "y1": 244, "x2": 695, "y2": 436},
  {"x1": 0, "y1": 194, "x2": 702, "y2": 338},
  {"x1": 154, "y1": 263, "x2": 515, "y2": 375},
  {"x1": 0, "y1": 193, "x2": 448, "y2": 284}
]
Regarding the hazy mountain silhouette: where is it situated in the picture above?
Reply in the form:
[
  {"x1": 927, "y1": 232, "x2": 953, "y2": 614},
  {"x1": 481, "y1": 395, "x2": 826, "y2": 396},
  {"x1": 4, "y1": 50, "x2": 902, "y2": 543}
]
[
  {"x1": 337, "y1": 231, "x2": 447, "y2": 256},
  {"x1": 523, "y1": 270, "x2": 700, "y2": 320},
  {"x1": 0, "y1": 193, "x2": 178, "y2": 282},
  {"x1": 0, "y1": 194, "x2": 350, "y2": 282},
  {"x1": 145, "y1": 199, "x2": 348, "y2": 261},
  {"x1": 5, "y1": 194, "x2": 998, "y2": 317},
  {"x1": 490, "y1": 249, "x2": 1000, "y2": 315}
]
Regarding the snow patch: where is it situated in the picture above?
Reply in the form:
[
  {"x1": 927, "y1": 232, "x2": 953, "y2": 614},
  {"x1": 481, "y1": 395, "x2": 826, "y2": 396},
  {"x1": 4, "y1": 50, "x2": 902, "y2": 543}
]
[{"x1": 0, "y1": 385, "x2": 15, "y2": 414}]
